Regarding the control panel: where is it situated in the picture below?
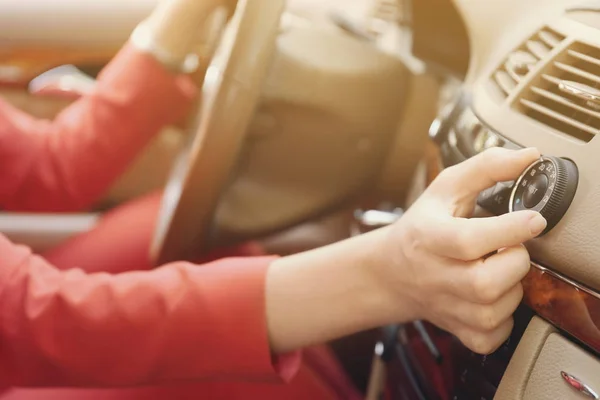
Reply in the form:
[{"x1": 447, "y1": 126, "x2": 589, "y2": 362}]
[
  {"x1": 478, "y1": 156, "x2": 579, "y2": 236},
  {"x1": 429, "y1": 94, "x2": 521, "y2": 168},
  {"x1": 430, "y1": 93, "x2": 579, "y2": 236}
]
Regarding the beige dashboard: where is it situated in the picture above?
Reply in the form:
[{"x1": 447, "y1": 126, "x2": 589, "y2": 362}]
[
  {"x1": 448, "y1": 0, "x2": 600, "y2": 292},
  {"x1": 418, "y1": 3, "x2": 600, "y2": 398},
  {"x1": 452, "y1": 0, "x2": 580, "y2": 84}
]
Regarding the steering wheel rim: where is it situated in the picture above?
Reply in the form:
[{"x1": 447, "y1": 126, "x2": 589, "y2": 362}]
[{"x1": 150, "y1": 0, "x2": 285, "y2": 266}]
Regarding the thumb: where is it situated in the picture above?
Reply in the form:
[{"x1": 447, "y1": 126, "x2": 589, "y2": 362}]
[{"x1": 431, "y1": 147, "x2": 541, "y2": 200}]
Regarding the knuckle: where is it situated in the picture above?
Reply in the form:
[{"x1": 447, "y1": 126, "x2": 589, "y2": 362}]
[
  {"x1": 510, "y1": 244, "x2": 530, "y2": 261},
  {"x1": 514, "y1": 283, "x2": 525, "y2": 300},
  {"x1": 470, "y1": 269, "x2": 498, "y2": 304},
  {"x1": 402, "y1": 221, "x2": 426, "y2": 258},
  {"x1": 506, "y1": 246, "x2": 532, "y2": 278},
  {"x1": 515, "y1": 246, "x2": 532, "y2": 268},
  {"x1": 409, "y1": 218, "x2": 428, "y2": 240},
  {"x1": 476, "y1": 306, "x2": 500, "y2": 331},
  {"x1": 503, "y1": 285, "x2": 524, "y2": 315},
  {"x1": 433, "y1": 166, "x2": 464, "y2": 192},
  {"x1": 468, "y1": 334, "x2": 497, "y2": 355}
]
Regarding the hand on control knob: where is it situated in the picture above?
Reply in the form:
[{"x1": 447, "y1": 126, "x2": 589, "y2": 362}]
[
  {"x1": 374, "y1": 147, "x2": 547, "y2": 355},
  {"x1": 511, "y1": 156, "x2": 578, "y2": 235},
  {"x1": 266, "y1": 148, "x2": 547, "y2": 355}
]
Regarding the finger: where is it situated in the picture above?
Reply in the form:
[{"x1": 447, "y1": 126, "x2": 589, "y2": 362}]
[
  {"x1": 423, "y1": 211, "x2": 546, "y2": 260},
  {"x1": 458, "y1": 318, "x2": 514, "y2": 355},
  {"x1": 450, "y1": 284, "x2": 523, "y2": 331},
  {"x1": 467, "y1": 245, "x2": 531, "y2": 304},
  {"x1": 440, "y1": 245, "x2": 530, "y2": 303},
  {"x1": 431, "y1": 147, "x2": 540, "y2": 199}
]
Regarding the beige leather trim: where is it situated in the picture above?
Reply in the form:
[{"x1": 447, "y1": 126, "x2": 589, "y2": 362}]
[
  {"x1": 525, "y1": 334, "x2": 600, "y2": 400},
  {"x1": 495, "y1": 317, "x2": 556, "y2": 400}
]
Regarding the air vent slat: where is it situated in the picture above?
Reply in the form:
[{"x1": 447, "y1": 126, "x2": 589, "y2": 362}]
[
  {"x1": 538, "y1": 30, "x2": 563, "y2": 47},
  {"x1": 526, "y1": 40, "x2": 551, "y2": 59},
  {"x1": 494, "y1": 70, "x2": 518, "y2": 95},
  {"x1": 505, "y1": 61, "x2": 524, "y2": 83},
  {"x1": 489, "y1": 27, "x2": 564, "y2": 101},
  {"x1": 514, "y1": 39, "x2": 600, "y2": 142},
  {"x1": 567, "y1": 49, "x2": 600, "y2": 68},
  {"x1": 554, "y1": 61, "x2": 600, "y2": 85},
  {"x1": 520, "y1": 99, "x2": 600, "y2": 137},
  {"x1": 541, "y1": 74, "x2": 562, "y2": 85},
  {"x1": 530, "y1": 86, "x2": 600, "y2": 119}
]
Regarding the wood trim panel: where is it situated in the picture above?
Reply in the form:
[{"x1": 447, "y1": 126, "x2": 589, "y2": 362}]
[{"x1": 523, "y1": 264, "x2": 600, "y2": 354}]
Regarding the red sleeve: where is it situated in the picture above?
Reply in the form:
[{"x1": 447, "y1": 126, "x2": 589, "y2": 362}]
[
  {"x1": 0, "y1": 235, "x2": 300, "y2": 387},
  {"x1": 0, "y1": 44, "x2": 196, "y2": 212}
]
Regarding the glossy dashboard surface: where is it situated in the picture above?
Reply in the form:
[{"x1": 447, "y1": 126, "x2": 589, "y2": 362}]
[{"x1": 524, "y1": 264, "x2": 600, "y2": 354}]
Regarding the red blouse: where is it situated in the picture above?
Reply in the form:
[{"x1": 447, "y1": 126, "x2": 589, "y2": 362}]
[{"x1": 0, "y1": 45, "x2": 299, "y2": 387}]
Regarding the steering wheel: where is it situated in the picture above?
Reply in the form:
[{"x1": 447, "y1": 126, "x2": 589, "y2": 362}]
[{"x1": 150, "y1": 0, "x2": 285, "y2": 266}]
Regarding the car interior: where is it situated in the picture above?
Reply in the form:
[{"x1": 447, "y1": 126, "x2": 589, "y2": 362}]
[{"x1": 1, "y1": 0, "x2": 600, "y2": 398}]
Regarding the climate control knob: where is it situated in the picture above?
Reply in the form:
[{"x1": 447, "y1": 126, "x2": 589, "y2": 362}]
[{"x1": 510, "y1": 156, "x2": 578, "y2": 236}]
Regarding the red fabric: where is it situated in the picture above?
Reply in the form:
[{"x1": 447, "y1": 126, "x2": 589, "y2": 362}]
[
  {"x1": 0, "y1": 44, "x2": 361, "y2": 398},
  {"x1": 406, "y1": 327, "x2": 453, "y2": 399},
  {"x1": 0, "y1": 243, "x2": 294, "y2": 386},
  {"x1": 41, "y1": 192, "x2": 361, "y2": 399},
  {"x1": 43, "y1": 191, "x2": 267, "y2": 275},
  {"x1": 0, "y1": 44, "x2": 195, "y2": 212},
  {"x1": 0, "y1": 351, "x2": 350, "y2": 400}
]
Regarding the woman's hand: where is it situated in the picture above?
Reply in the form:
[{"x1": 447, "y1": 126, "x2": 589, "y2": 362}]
[
  {"x1": 267, "y1": 147, "x2": 545, "y2": 355},
  {"x1": 135, "y1": 0, "x2": 234, "y2": 71},
  {"x1": 374, "y1": 147, "x2": 545, "y2": 354}
]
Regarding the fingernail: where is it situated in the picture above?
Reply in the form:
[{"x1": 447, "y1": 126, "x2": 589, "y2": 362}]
[{"x1": 529, "y1": 214, "x2": 547, "y2": 236}]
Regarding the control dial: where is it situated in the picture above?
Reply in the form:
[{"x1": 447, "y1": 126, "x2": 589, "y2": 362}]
[{"x1": 510, "y1": 156, "x2": 578, "y2": 236}]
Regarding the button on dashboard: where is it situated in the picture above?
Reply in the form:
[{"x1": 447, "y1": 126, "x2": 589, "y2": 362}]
[
  {"x1": 522, "y1": 173, "x2": 549, "y2": 208},
  {"x1": 477, "y1": 181, "x2": 514, "y2": 215}
]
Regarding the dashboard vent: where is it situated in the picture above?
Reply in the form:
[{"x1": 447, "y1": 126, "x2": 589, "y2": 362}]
[
  {"x1": 490, "y1": 28, "x2": 566, "y2": 99},
  {"x1": 516, "y1": 41, "x2": 600, "y2": 142}
]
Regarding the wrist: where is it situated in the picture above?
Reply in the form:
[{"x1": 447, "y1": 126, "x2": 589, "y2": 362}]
[
  {"x1": 360, "y1": 227, "x2": 423, "y2": 324},
  {"x1": 266, "y1": 228, "x2": 416, "y2": 353}
]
